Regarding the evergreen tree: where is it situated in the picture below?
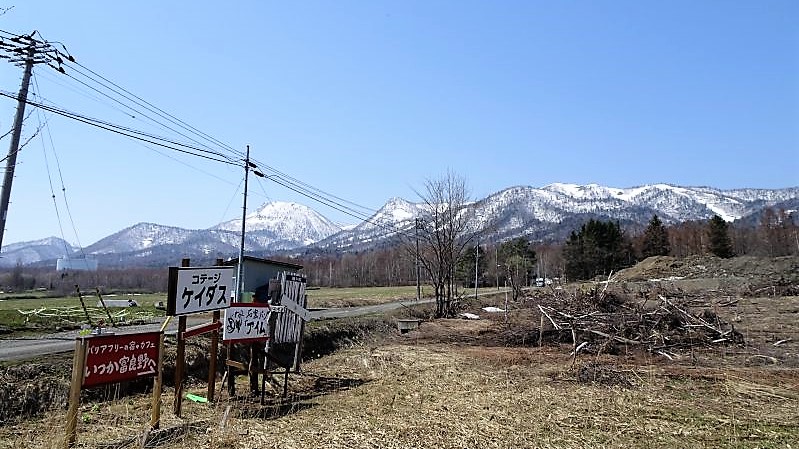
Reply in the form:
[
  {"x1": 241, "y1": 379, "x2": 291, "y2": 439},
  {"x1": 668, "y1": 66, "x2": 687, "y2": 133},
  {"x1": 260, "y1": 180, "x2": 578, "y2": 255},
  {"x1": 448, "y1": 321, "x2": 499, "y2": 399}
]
[
  {"x1": 641, "y1": 215, "x2": 670, "y2": 258},
  {"x1": 707, "y1": 215, "x2": 735, "y2": 258},
  {"x1": 563, "y1": 219, "x2": 634, "y2": 280},
  {"x1": 455, "y1": 244, "x2": 488, "y2": 287},
  {"x1": 498, "y1": 237, "x2": 536, "y2": 300}
]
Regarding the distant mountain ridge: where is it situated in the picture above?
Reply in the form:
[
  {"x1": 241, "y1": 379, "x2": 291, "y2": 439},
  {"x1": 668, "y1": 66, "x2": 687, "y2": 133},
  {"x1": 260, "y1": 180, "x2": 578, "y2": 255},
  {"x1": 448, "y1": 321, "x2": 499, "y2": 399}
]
[
  {"x1": 2, "y1": 184, "x2": 797, "y2": 268},
  {"x1": 312, "y1": 183, "x2": 799, "y2": 251}
]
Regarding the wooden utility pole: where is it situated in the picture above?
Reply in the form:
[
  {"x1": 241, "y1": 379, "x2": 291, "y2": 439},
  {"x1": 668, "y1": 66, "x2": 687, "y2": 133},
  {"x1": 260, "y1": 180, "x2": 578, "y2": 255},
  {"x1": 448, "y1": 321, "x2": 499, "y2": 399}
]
[
  {"x1": 236, "y1": 145, "x2": 251, "y2": 300},
  {"x1": 0, "y1": 42, "x2": 35, "y2": 250},
  {"x1": 474, "y1": 240, "x2": 479, "y2": 301},
  {"x1": 64, "y1": 338, "x2": 87, "y2": 448},
  {"x1": 415, "y1": 218, "x2": 422, "y2": 301}
]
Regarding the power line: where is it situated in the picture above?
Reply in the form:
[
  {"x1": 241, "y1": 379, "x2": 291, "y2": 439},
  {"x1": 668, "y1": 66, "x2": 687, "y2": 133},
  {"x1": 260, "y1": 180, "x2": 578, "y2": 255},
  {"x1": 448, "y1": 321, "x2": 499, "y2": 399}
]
[
  {"x1": 58, "y1": 52, "x2": 245, "y2": 160},
  {"x1": 61, "y1": 66, "x2": 244, "y2": 162},
  {"x1": 3, "y1": 28, "x2": 245, "y2": 163},
  {"x1": 1, "y1": 29, "x2": 418, "y2": 245},
  {"x1": 0, "y1": 90, "x2": 239, "y2": 165},
  {"x1": 35, "y1": 96, "x2": 72, "y2": 256},
  {"x1": 33, "y1": 72, "x2": 85, "y2": 256}
]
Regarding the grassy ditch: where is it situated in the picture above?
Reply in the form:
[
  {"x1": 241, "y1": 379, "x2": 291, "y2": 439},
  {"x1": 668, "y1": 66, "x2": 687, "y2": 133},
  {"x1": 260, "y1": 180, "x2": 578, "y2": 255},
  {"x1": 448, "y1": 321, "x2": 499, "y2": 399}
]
[{"x1": 0, "y1": 309, "x2": 404, "y2": 425}]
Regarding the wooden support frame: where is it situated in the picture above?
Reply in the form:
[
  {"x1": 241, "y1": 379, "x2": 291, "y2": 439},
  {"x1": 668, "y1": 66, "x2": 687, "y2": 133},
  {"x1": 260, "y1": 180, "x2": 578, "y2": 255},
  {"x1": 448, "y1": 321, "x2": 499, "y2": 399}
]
[{"x1": 173, "y1": 258, "x2": 190, "y2": 417}]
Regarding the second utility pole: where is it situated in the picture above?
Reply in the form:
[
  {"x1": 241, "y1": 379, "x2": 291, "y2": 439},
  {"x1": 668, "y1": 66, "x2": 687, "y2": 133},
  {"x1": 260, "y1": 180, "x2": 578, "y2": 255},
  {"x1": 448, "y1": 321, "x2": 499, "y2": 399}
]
[
  {"x1": 0, "y1": 42, "x2": 36, "y2": 250},
  {"x1": 236, "y1": 145, "x2": 251, "y2": 300}
]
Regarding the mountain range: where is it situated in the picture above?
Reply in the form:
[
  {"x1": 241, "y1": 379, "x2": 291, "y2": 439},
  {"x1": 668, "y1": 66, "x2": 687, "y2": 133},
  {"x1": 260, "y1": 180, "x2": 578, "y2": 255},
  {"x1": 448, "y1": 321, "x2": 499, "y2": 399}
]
[{"x1": 2, "y1": 184, "x2": 797, "y2": 268}]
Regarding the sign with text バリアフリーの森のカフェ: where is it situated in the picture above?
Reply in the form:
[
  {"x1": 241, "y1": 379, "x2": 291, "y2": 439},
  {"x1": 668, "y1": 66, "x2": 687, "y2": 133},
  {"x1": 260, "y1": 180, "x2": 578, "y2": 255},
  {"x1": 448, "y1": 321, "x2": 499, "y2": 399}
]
[{"x1": 167, "y1": 266, "x2": 235, "y2": 316}]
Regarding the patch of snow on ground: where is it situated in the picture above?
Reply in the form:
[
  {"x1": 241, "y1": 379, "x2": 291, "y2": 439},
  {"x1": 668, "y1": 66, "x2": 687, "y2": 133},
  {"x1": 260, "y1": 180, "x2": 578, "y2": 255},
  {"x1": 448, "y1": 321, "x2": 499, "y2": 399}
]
[
  {"x1": 648, "y1": 276, "x2": 686, "y2": 282},
  {"x1": 482, "y1": 307, "x2": 505, "y2": 313}
]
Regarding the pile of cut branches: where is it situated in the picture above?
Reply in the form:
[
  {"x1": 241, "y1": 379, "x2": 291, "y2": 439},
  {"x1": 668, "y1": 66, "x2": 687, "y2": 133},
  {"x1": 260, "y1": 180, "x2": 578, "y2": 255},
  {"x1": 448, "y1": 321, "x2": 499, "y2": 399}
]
[{"x1": 537, "y1": 288, "x2": 744, "y2": 359}]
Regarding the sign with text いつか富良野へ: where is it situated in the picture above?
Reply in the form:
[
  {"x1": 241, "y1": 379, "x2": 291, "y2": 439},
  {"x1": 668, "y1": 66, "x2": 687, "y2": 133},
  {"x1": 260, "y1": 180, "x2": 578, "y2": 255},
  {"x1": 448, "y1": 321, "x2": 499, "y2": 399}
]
[
  {"x1": 222, "y1": 303, "x2": 271, "y2": 343},
  {"x1": 167, "y1": 266, "x2": 235, "y2": 316},
  {"x1": 82, "y1": 332, "x2": 161, "y2": 388}
]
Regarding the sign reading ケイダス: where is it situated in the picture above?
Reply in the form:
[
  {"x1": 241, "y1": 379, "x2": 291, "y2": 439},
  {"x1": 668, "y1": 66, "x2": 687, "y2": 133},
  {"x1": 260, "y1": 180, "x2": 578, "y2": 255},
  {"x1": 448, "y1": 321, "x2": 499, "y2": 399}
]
[
  {"x1": 167, "y1": 266, "x2": 235, "y2": 315},
  {"x1": 82, "y1": 332, "x2": 161, "y2": 388}
]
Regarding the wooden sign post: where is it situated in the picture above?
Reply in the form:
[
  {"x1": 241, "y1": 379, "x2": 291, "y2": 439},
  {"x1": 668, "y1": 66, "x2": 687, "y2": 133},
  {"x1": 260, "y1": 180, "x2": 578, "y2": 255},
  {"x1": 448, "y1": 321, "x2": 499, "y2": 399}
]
[
  {"x1": 65, "y1": 338, "x2": 87, "y2": 448},
  {"x1": 64, "y1": 331, "x2": 162, "y2": 448},
  {"x1": 167, "y1": 258, "x2": 235, "y2": 417},
  {"x1": 222, "y1": 302, "x2": 271, "y2": 398}
]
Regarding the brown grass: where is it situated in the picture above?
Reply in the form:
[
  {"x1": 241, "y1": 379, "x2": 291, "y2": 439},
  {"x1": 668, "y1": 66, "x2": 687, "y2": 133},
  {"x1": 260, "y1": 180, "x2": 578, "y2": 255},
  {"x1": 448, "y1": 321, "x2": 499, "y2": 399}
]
[{"x1": 3, "y1": 304, "x2": 798, "y2": 449}]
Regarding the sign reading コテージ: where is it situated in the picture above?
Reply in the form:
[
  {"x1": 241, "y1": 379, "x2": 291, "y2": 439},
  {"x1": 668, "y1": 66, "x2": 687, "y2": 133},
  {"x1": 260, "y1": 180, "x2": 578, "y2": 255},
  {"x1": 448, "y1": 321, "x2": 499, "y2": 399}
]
[
  {"x1": 167, "y1": 266, "x2": 235, "y2": 316},
  {"x1": 82, "y1": 332, "x2": 161, "y2": 388}
]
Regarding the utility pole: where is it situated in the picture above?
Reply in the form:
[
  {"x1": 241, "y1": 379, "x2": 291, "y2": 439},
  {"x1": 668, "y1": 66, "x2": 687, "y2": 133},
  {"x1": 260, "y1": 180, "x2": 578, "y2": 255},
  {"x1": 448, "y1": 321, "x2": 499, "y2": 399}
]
[
  {"x1": 415, "y1": 218, "x2": 421, "y2": 301},
  {"x1": 474, "y1": 240, "x2": 479, "y2": 301},
  {"x1": 495, "y1": 246, "x2": 499, "y2": 290},
  {"x1": 0, "y1": 42, "x2": 36, "y2": 251},
  {"x1": 236, "y1": 145, "x2": 251, "y2": 301}
]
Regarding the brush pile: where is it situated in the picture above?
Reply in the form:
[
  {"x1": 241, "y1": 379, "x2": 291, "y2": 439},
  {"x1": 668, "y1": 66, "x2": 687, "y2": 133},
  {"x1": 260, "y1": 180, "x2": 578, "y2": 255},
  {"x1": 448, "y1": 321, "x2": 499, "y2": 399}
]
[{"x1": 536, "y1": 284, "x2": 744, "y2": 358}]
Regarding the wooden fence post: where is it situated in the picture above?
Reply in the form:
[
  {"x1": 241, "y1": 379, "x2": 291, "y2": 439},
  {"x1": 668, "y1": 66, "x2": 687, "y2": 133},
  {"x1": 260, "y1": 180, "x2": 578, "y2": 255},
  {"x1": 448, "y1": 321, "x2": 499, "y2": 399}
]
[
  {"x1": 64, "y1": 338, "x2": 87, "y2": 448},
  {"x1": 150, "y1": 332, "x2": 166, "y2": 429}
]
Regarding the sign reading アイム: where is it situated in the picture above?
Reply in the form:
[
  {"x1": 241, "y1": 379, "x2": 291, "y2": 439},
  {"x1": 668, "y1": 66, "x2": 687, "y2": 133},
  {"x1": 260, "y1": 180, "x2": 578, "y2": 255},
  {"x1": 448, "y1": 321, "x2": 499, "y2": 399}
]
[{"x1": 223, "y1": 303, "x2": 271, "y2": 343}]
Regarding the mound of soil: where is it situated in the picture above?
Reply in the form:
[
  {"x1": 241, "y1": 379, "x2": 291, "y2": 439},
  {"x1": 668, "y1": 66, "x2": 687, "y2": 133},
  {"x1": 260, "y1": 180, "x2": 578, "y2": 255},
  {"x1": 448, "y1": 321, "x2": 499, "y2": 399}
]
[{"x1": 617, "y1": 255, "x2": 799, "y2": 281}]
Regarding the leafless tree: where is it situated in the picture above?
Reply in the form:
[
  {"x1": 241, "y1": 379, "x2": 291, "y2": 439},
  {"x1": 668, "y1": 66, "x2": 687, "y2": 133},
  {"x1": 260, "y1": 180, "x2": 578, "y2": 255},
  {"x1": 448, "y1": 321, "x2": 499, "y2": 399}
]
[{"x1": 414, "y1": 171, "x2": 476, "y2": 317}]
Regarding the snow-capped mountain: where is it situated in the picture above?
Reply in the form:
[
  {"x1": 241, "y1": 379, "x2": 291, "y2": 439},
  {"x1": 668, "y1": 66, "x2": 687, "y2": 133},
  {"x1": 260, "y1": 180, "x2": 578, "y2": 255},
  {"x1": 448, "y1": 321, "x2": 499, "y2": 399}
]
[
  {"x1": 311, "y1": 184, "x2": 799, "y2": 251},
  {"x1": 85, "y1": 223, "x2": 197, "y2": 254},
  {"x1": 0, "y1": 237, "x2": 75, "y2": 268},
  {"x1": 2, "y1": 184, "x2": 797, "y2": 267},
  {"x1": 313, "y1": 198, "x2": 426, "y2": 250},
  {"x1": 213, "y1": 201, "x2": 341, "y2": 248}
]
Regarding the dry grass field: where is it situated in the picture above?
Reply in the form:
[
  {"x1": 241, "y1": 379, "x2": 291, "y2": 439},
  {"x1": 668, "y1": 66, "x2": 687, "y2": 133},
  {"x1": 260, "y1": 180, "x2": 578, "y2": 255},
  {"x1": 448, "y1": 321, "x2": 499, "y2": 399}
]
[
  {"x1": 1, "y1": 256, "x2": 798, "y2": 448},
  {"x1": 2, "y1": 299, "x2": 797, "y2": 448}
]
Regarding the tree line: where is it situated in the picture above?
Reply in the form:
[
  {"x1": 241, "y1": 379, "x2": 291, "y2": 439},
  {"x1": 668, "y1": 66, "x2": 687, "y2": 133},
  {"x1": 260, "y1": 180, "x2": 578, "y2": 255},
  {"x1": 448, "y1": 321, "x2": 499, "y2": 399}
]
[{"x1": 0, "y1": 178, "x2": 795, "y2": 310}]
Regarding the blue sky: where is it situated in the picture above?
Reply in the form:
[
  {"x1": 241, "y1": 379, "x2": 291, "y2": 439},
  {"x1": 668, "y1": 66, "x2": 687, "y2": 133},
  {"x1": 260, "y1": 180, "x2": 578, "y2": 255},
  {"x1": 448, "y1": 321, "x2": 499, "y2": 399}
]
[{"x1": 0, "y1": 1, "x2": 797, "y2": 246}]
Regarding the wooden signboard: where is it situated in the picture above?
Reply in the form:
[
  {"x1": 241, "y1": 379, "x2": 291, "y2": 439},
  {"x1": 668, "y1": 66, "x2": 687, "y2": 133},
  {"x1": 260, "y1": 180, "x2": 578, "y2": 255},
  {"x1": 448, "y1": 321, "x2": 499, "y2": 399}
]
[
  {"x1": 167, "y1": 266, "x2": 235, "y2": 316},
  {"x1": 222, "y1": 303, "x2": 271, "y2": 343},
  {"x1": 83, "y1": 332, "x2": 161, "y2": 387},
  {"x1": 274, "y1": 272, "x2": 309, "y2": 344},
  {"x1": 65, "y1": 331, "x2": 164, "y2": 448}
]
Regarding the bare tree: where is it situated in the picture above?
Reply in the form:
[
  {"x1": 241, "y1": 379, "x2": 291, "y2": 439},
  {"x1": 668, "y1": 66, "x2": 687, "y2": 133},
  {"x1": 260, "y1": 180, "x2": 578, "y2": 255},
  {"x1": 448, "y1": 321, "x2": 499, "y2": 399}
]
[{"x1": 414, "y1": 171, "x2": 476, "y2": 317}]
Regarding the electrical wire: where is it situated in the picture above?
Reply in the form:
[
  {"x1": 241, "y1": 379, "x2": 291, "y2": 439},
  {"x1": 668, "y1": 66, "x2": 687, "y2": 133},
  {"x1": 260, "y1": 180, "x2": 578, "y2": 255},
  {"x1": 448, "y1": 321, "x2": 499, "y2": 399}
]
[
  {"x1": 61, "y1": 67, "x2": 243, "y2": 162},
  {"x1": 2, "y1": 28, "x2": 425, "y2": 248},
  {"x1": 3, "y1": 28, "x2": 245, "y2": 164},
  {"x1": 32, "y1": 73, "x2": 85, "y2": 256},
  {"x1": 0, "y1": 90, "x2": 238, "y2": 165},
  {"x1": 265, "y1": 174, "x2": 418, "y2": 241},
  {"x1": 35, "y1": 99, "x2": 72, "y2": 257},
  {"x1": 57, "y1": 52, "x2": 245, "y2": 160}
]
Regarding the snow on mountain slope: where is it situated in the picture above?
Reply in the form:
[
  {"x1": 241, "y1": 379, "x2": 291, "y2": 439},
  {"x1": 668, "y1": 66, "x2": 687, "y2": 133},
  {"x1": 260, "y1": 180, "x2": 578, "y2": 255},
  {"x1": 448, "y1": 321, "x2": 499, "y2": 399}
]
[
  {"x1": 0, "y1": 236, "x2": 75, "y2": 267},
  {"x1": 314, "y1": 183, "x2": 798, "y2": 252},
  {"x1": 313, "y1": 198, "x2": 427, "y2": 250},
  {"x1": 85, "y1": 223, "x2": 196, "y2": 255},
  {"x1": 213, "y1": 201, "x2": 341, "y2": 246},
  {"x1": 540, "y1": 183, "x2": 799, "y2": 222},
  {"x1": 4, "y1": 183, "x2": 797, "y2": 266}
]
